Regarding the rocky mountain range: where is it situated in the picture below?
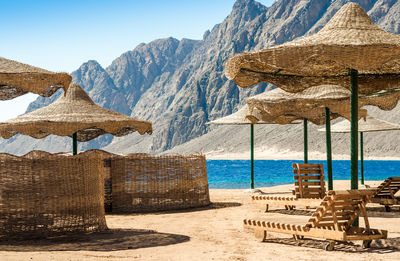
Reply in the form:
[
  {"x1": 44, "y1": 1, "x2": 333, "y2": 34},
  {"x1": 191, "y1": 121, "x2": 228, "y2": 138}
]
[{"x1": 1, "y1": 0, "x2": 400, "y2": 158}]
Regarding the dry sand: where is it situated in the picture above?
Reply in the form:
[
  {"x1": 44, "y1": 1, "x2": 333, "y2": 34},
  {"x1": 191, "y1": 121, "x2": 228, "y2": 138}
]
[{"x1": 1, "y1": 180, "x2": 399, "y2": 261}]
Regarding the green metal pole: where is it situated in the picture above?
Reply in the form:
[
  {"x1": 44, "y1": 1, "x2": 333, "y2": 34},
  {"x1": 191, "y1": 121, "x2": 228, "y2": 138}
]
[
  {"x1": 250, "y1": 124, "x2": 254, "y2": 189},
  {"x1": 360, "y1": 132, "x2": 364, "y2": 185},
  {"x1": 349, "y1": 68, "x2": 359, "y2": 227},
  {"x1": 72, "y1": 132, "x2": 78, "y2": 155},
  {"x1": 325, "y1": 107, "x2": 333, "y2": 190},
  {"x1": 349, "y1": 68, "x2": 359, "y2": 190},
  {"x1": 303, "y1": 118, "x2": 308, "y2": 163}
]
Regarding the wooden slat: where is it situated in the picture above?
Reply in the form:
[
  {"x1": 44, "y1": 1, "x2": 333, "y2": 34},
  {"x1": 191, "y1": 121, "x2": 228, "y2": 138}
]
[
  {"x1": 297, "y1": 165, "x2": 323, "y2": 169},
  {"x1": 327, "y1": 210, "x2": 354, "y2": 217},
  {"x1": 294, "y1": 181, "x2": 322, "y2": 186},
  {"x1": 333, "y1": 189, "x2": 377, "y2": 196},
  {"x1": 292, "y1": 163, "x2": 323, "y2": 168},
  {"x1": 332, "y1": 205, "x2": 358, "y2": 211},
  {"x1": 294, "y1": 173, "x2": 322, "y2": 178},
  {"x1": 301, "y1": 187, "x2": 324, "y2": 193},
  {"x1": 295, "y1": 190, "x2": 323, "y2": 195},
  {"x1": 246, "y1": 190, "x2": 388, "y2": 245},
  {"x1": 293, "y1": 169, "x2": 323, "y2": 174},
  {"x1": 331, "y1": 199, "x2": 362, "y2": 206},
  {"x1": 320, "y1": 216, "x2": 353, "y2": 222},
  {"x1": 360, "y1": 202, "x2": 370, "y2": 231}
]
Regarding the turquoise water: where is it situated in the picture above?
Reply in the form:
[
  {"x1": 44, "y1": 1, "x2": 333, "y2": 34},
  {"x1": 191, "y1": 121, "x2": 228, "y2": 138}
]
[{"x1": 206, "y1": 160, "x2": 400, "y2": 189}]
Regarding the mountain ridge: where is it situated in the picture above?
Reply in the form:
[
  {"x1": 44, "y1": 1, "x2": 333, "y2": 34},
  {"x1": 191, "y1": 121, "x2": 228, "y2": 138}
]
[{"x1": 1, "y1": 0, "x2": 399, "y2": 157}]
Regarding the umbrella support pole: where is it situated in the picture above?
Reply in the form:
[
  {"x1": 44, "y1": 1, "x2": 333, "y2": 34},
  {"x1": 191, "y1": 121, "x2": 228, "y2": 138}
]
[
  {"x1": 73, "y1": 132, "x2": 78, "y2": 155},
  {"x1": 303, "y1": 119, "x2": 308, "y2": 163},
  {"x1": 325, "y1": 107, "x2": 333, "y2": 190},
  {"x1": 360, "y1": 132, "x2": 364, "y2": 185},
  {"x1": 350, "y1": 68, "x2": 359, "y2": 227},
  {"x1": 250, "y1": 124, "x2": 254, "y2": 189},
  {"x1": 349, "y1": 68, "x2": 359, "y2": 190}
]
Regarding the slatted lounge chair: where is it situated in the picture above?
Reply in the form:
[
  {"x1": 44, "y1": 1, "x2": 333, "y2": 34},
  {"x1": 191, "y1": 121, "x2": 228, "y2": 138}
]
[
  {"x1": 370, "y1": 177, "x2": 400, "y2": 212},
  {"x1": 252, "y1": 163, "x2": 325, "y2": 211},
  {"x1": 244, "y1": 189, "x2": 387, "y2": 251}
]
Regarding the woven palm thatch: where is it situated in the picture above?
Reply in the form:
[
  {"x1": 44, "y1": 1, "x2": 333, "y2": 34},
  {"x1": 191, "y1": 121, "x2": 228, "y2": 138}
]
[
  {"x1": 0, "y1": 57, "x2": 71, "y2": 100},
  {"x1": 207, "y1": 104, "x2": 299, "y2": 125},
  {"x1": 318, "y1": 115, "x2": 400, "y2": 133},
  {"x1": 111, "y1": 153, "x2": 210, "y2": 213},
  {"x1": 93, "y1": 150, "x2": 210, "y2": 213},
  {"x1": 225, "y1": 3, "x2": 400, "y2": 94},
  {"x1": 246, "y1": 86, "x2": 374, "y2": 125},
  {"x1": 0, "y1": 150, "x2": 107, "y2": 239},
  {"x1": 0, "y1": 83, "x2": 152, "y2": 141}
]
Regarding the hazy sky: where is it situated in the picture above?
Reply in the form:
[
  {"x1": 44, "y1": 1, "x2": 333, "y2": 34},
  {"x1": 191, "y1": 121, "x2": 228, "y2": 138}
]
[{"x1": 0, "y1": 0, "x2": 275, "y2": 121}]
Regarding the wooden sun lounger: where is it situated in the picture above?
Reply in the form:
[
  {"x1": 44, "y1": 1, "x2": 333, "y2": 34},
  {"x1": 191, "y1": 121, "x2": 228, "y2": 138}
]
[
  {"x1": 245, "y1": 189, "x2": 387, "y2": 251},
  {"x1": 253, "y1": 163, "x2": 326, "y2": 211},
  {"x1": 370, "y1": 177, "x2": 400, "y2": 212}
]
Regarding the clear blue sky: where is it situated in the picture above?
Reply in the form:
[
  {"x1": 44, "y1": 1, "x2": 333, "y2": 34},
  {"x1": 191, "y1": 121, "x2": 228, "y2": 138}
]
[{"x1": 0, "y1": 0, "x2": 275, "y2": 121}]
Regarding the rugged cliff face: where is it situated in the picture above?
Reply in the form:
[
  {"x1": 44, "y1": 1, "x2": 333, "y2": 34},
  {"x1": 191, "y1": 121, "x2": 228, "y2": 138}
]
[{"x1": 1, "y1": 0, "x2": 399, "y2": 156}]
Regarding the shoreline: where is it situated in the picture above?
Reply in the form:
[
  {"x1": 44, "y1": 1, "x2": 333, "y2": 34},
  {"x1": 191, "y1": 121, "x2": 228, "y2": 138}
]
[
  {"x1": 207, "y1": 180, "x2": 383, "y2": 190},
  {"x1": 204, "y1": 149, "x2": 400, "y2": 161}
]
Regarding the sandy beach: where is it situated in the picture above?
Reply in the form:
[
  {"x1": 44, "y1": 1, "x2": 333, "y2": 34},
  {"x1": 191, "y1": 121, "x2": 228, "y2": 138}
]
[{"x1": 1, "y1": 180, "x2": 399, "y2": 261}]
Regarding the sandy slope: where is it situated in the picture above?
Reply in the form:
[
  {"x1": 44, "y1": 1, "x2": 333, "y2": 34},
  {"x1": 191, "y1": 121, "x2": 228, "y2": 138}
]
[{"x1": 1, "y1": 181, "x2": 399, "y2": 261}]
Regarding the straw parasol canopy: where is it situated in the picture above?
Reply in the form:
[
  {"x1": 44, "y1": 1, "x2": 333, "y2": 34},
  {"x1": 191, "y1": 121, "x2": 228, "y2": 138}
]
[
  {"x1": 318, "y1": 115, "x2": 400, "y2": 185},
  {"x1": 0, "y1": 57, "x2": 72, "y2": 100},
  {"x1": 207, "y1": 104, "x2": 299, "y2": 190},
  {"x1": 244, "y1": 86, "x2": 386, "y2": 125},
  {"x1": 225, "y1": 2, "x2": 400, "y2": 94},
  {"x1": 318, "y1": 115, "x2": 400, "y2": 133},
  {"x1": 207, "y1": 104, "x2": 299, "y2": 125},
  {"x1": 0, "y1": 83, "x2": 152, "y2": 141}
]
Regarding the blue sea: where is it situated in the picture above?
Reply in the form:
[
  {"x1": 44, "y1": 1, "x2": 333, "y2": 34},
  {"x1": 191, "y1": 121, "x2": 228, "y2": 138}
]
[{"x1": 206, "y1": 160, "x2": 400, "y2": 189}]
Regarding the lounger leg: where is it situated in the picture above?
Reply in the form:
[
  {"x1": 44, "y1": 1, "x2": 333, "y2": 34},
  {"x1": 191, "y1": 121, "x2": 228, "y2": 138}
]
[
  {"x1": 293, "y1": 235, "x2": 304, "y2": 240},
  {"x1": 324, "y1": 240, "x2": 336, "y2": 251},
  {"x1": 265, "y1": 204, "x2": 269, "y2": 212},
  {"x1": 384, "y1": 205, "x2": 391, "y2": 212},
  {"x1": 362, "y1": 240, "x2": 372, "y2": 248},
  {"x1": 255, "y1": 229, "x2": 267, "y2": 242}
]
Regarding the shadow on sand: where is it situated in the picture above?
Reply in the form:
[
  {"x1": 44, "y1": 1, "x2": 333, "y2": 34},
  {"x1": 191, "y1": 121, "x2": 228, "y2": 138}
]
[
  {"x1": 109, "y1": 201, "x2": 242, "y2": 216},
  {"x1": 0, "y1": 228, "x2": 190, "y2": 252},
  {"x1": 263, "y1": 236, "x2": 400, "y2": 253},
  {"x1": 265, "y1": 208, "x2": 313, "y2": 216},
  {"x1": 366, "y1": 206, "x2": 400, "y2": 218}
]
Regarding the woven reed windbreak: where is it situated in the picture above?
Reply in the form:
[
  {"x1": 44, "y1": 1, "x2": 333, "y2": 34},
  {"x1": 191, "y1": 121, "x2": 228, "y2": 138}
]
[
  {"x1": 85, "y1": 150, "x2": 116, "y2": 212},
  {"x1": 109, "y1": 154, "x2": 210, "y2": 213},
  {"x1": 0, "y1": 150, "x2": 107, "y2": 239}
]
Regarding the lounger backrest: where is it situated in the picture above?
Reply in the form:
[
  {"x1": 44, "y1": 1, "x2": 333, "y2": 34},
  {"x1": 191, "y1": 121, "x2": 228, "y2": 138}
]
[
  {"x1": 374, "y1": 177, "x2": 400, "y2": 199},
  {"x1": 305, "y1": 189, "x2": 375, "y2": 231},
  {"x1": 293, "y1": 163, "x2": 325, "y2": 199}
]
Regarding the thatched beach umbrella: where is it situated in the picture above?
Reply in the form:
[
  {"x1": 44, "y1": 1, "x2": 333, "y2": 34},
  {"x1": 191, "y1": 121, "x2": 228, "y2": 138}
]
[
  {"x1": 207, "y1": 104, "x2": 299, "y2": 189},
  {"x1": 0, "y1": 83, "x2": 152, "y2": 154},
  {"x1": 246, "y1": 85, "x2": 378, "y2": 190},
  {"x1": 318, "y1": 115, "x2": 400, "y2": 185},
  {"x1": 226, "y1": 2, "x2": 400, "y2": 191},
  {"x1": 0, "y1": 57, "x2": 71, "y2": 100}
]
